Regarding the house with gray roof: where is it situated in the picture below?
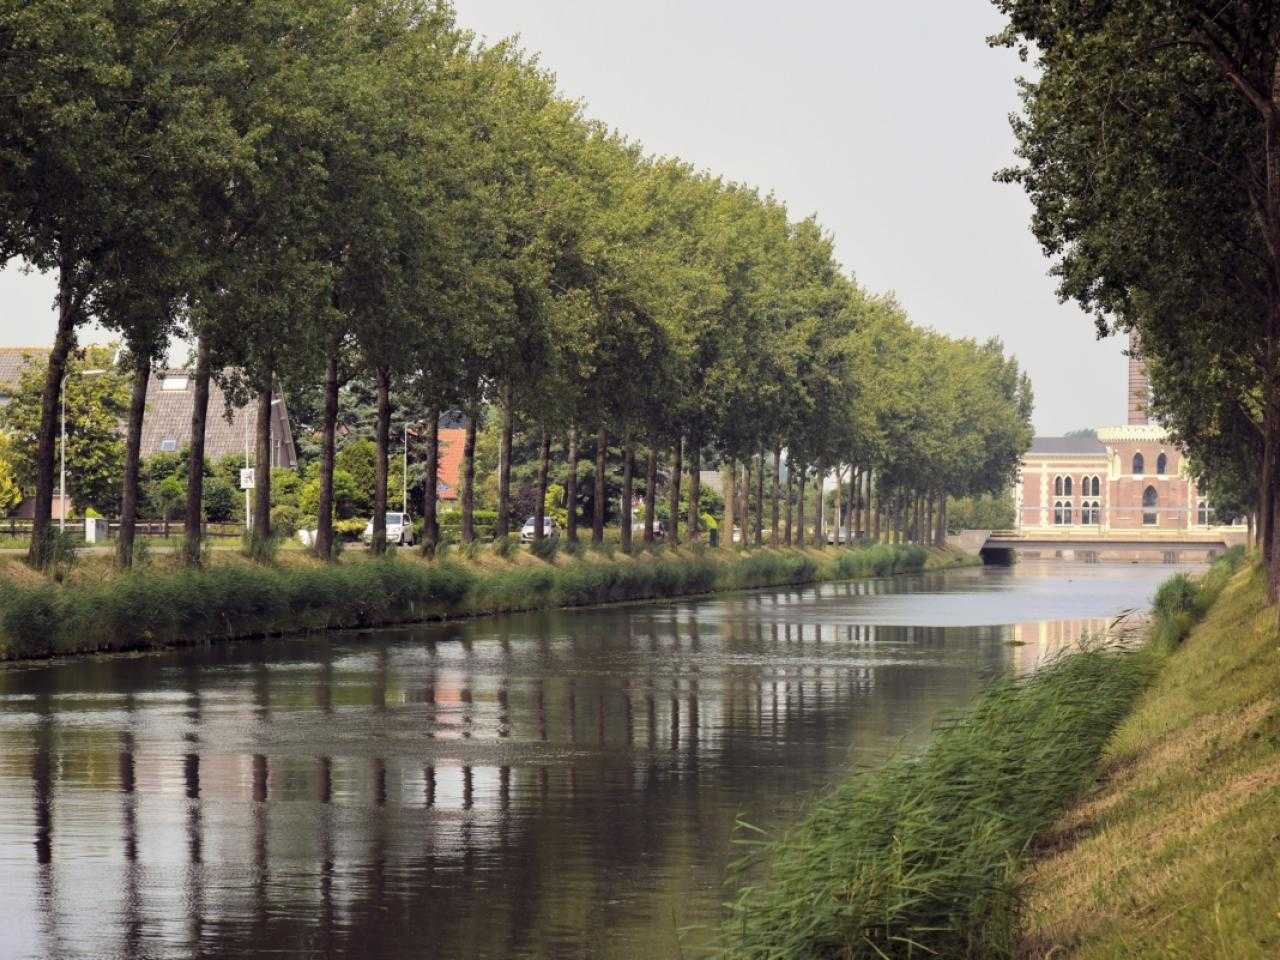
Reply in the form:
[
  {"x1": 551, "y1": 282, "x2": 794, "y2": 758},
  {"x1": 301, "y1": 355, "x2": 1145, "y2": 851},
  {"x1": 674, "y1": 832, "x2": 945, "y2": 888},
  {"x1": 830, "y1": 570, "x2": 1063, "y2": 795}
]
[{"x1": 0, "y1": 350, "x2": 297, "y2": 469}]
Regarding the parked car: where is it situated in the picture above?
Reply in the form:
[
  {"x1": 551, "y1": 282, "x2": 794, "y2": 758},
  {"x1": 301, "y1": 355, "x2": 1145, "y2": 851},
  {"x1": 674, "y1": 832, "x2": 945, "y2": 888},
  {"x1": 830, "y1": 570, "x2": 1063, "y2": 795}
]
[
  {"x1": 825, "y1": 526, "x2": 851, "y2": 545},
  {"x1": 519, "y1": 516, "x2": 559, "y2": 543},
  {"x1": 630, "y1": 520, "x2": 667, "y2": 540},
  {"x1": 362, "y1": 511, "x2": 415, "y2": 546}
]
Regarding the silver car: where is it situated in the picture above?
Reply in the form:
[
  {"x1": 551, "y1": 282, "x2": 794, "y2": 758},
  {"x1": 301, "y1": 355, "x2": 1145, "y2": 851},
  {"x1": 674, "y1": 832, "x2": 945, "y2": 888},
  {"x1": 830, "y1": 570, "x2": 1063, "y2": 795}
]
[
  {"x1": 519, "y1": 516, "x2": 558, "y2": 543},
  {"x1": 362, "y1": 511, "x2": 415, "y2": 546}
]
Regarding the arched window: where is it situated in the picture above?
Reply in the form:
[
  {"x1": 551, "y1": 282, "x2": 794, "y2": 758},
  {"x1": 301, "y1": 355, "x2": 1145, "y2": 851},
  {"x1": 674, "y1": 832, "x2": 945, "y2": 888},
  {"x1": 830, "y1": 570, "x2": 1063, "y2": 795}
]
[
  {"x1": 1132, "y1": 452, "x2": 1145, "y2": 475},
  {"x1": 1064, "y1": 476, "x2": 1073, "y2": 496},
  {"x1": 1061, "y1": 501, "x2": 1072, "y2": 525},
  {"x1": 1142, "y1": 486, "x2": 1158, "y2": 525},
  {"x1": 1197, "y1": 498, "x2": 1214, "y2": 526},
  {"x1": 1156, "y1": 452, "x2": 1167, "y2": 475},
  {"x1": 1091, "y1": 476, "x2": 1101, "y2": 497},
  {"x1": 1054, "y1": 476, "x2": 1063, "y2": 496}
]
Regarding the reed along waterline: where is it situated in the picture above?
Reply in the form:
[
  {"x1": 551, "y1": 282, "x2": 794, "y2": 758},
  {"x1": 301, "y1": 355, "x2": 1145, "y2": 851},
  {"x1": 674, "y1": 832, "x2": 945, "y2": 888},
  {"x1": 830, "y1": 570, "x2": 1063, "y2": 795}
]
[{"x1": 0, "y1": 560, "x2": 1187, "y2": 960}]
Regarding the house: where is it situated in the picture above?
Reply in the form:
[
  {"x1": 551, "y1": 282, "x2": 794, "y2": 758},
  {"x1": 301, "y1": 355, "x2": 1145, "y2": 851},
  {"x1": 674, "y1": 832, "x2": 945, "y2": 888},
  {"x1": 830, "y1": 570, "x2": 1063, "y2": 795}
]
[
  {"x1": 140, "y1": 369, "x2": 297, "y2": 469},
  {"x1": 0, "y1": 352, "x2": 299, "y2": 515},
  {"x1": 0, "y1": 347, "x2": 50, "y2": 404}
]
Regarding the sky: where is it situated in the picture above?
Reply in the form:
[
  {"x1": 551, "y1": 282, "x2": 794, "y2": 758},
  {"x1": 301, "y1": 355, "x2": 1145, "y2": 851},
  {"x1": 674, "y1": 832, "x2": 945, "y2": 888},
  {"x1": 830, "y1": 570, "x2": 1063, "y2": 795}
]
[{"x1": 0, "y1": 0, "x2": 1128, "y2": 436}]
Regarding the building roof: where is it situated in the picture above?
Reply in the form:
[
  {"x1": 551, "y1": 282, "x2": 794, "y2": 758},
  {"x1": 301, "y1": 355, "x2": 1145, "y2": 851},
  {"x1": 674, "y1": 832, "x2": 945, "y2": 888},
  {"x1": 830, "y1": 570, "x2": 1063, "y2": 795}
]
[
  {"x1": 0, "y1": 347, "x2": 50, "y2": 396},
  {"x1": 1028, "y1": 435, "x2": 1108, "y2": 456},
  {"x1": 140, "y1": 369, "x2": 297, "y2": 469}
]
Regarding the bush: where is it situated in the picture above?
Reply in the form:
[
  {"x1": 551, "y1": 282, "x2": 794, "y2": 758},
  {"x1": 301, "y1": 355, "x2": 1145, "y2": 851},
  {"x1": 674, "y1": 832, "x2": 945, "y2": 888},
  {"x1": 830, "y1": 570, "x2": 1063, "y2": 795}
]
[
  {"x1": 529, "y1": 536, "x2": 558, "y2": 561},
  {"x1": 334, "y1": 518, "x2": 367, "y2": 541},
  {"x1": 270, "y1": 504, "x2": 302, "y2": 537},
  {"x1": 491, "y1": 533, "x2": 515, "y2": 559}
]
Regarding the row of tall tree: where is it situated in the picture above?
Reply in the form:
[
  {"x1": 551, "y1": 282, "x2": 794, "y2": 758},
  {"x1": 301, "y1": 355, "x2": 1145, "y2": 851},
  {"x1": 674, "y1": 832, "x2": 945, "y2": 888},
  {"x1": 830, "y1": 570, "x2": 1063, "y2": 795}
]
[
  {"x1": 993, "y1": 2, "x2": 1280, "y2": 600},
  {"x1": 0, "y1": 0, "x2": 1032, "y2": 568}
]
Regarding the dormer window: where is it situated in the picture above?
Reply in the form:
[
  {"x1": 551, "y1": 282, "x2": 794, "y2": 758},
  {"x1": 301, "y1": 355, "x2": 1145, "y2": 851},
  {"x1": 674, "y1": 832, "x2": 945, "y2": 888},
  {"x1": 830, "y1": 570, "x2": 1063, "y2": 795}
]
[
  {"x1": 162, "y1": 376, "x2": 188, "y2": 391},
  {"x1": 159, "y1": 438, "x2": 177, "y2": 452}
]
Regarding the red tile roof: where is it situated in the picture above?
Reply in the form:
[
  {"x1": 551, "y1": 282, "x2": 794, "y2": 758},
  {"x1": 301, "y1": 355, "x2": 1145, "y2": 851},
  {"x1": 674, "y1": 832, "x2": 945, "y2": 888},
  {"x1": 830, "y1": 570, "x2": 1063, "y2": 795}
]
[{"x1": 437, "y1": 428, "x2": 465, "y2": 500}]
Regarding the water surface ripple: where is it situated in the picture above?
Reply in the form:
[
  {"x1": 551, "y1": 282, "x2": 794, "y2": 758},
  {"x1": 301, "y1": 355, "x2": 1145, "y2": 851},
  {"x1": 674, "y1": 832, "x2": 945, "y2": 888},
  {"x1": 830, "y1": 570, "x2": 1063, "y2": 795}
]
[{"x1": 0, "y1": 561, "x2": 1182, "y2": 959}]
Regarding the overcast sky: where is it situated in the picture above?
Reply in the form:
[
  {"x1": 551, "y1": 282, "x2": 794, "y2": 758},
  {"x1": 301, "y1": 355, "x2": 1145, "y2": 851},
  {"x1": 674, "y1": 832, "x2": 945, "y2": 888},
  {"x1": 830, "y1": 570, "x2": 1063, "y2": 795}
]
[{"x1": 0, "y1": 0, "x2": 1127, "y2": 436}]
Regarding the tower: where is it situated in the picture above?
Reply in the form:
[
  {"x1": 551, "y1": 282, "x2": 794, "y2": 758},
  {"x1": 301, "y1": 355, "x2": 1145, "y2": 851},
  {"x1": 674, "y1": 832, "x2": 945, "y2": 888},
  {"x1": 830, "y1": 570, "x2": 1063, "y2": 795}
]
[{"x1": 1127, "y1": 330, "x2": 1150, "y2": 426}]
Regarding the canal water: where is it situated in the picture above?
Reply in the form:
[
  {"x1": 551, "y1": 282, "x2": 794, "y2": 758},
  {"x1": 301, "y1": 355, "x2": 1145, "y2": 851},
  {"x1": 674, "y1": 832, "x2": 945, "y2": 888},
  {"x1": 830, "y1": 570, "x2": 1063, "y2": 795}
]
[{"x1": 0, "y1": 561, "x2": 1182, "y2": 959}]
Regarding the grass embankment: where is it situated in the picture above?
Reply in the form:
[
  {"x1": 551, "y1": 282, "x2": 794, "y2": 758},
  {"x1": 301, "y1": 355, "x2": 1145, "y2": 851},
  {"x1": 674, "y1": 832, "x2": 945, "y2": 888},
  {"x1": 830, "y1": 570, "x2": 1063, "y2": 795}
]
[
  {"x1": 714, "y1": 549, "x2": 1248, "y2": 960},
  {"x1": 1018, "y1": 554, "x2": 1280, "y2": 958},
  {"x1": 0, "y1": 541, "x2": 971, "y2": 661}
]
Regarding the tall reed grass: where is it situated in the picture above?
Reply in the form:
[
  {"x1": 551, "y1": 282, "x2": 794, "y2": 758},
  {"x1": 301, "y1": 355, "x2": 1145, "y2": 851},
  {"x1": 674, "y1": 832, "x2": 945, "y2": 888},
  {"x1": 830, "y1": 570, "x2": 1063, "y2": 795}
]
[
  {"x1": 0, "y1": 542, "x2": 949, "y2": 660},
  {"x1": 714, "y1": 644, "x2": 1152, "y2": 960}
]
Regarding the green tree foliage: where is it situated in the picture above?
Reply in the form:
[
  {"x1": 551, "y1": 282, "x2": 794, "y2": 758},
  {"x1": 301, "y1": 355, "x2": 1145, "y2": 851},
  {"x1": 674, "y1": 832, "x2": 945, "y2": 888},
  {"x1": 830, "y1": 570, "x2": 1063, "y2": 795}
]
[
  {"x1": 0, "y1": 348, "x2": 128, "y2": 515},
  {"x1": 992, "y1": 0, "x2": 1280, "y2": 593},
  {"x1": 1, "y1": 0, "x2": 1036, "y2": 565}
]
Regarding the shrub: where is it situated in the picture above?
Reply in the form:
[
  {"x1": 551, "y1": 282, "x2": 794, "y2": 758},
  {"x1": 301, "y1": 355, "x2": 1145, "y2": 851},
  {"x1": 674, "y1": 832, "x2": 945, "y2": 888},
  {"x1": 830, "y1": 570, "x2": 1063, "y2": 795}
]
[
  {"x1": 491, "y1": 533, "x2": 515, "y2": 559},
  {"x1": 529, "y1": 536, "x2": 558, "y2": 561},
  {"x1": 270, "y1": 504, "x2": 302, "y2": 537},
  {"x1": 334, "y1": 518, "x2": 367, "y2": 541}
]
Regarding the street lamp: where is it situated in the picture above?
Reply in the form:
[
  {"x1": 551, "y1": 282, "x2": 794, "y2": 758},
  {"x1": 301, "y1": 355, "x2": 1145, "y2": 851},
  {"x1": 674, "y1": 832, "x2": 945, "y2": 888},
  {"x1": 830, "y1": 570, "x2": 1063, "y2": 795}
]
[{"x1": 60, "y1": 368, "x2": 106, "y2": 531}]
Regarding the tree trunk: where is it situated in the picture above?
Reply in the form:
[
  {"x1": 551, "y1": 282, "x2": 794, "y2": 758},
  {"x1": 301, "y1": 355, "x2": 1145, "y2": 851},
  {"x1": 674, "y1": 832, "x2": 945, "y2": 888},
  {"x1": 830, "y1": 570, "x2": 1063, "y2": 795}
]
[
  {"x1": 315, "y1": 336, "x2": 339, "y2": 560},
  {"x1": 722, "y1": 458, "x2": 736, "y2": 550},
  {"x1": 770, "y1": 446, "x2": 781, "y2": 545},
  {"x1": 812, "y1": 465, "x2": 824, "y2": 547},
  {"x1": 534, "y1": 426, "x2": 551, "y2": 545},
  {"x1": 461, "y1": 406, "x2": 477, "y2": 544},
  {"x1": 670, "y1": 437, "x2": 682, "y2": 545},
  {"x1": 496, "y1": 381, "x2": 514, "y2": 539},
  {"x1": 747, "y1": 448, "x2": 757, "y2": 545},
  {"x1": 926, "y1": 496, "x2": 935, "y2": 549},
  {"x1": 565, "y1": 425, "x2": 579, "y2": 543},
  {"x1": 422, "y1": 405, "x2": 440, "y2": 556},
  {"x1": 115, "y1": 352, "x2": 151, "y2": 568},
  {"x1": 28, "y1": 264, "x2": 78, "y2": 568},
  {"x1": 872, "y1": 475, "x2": 881, "y2": 542},
  {"x1": 593, "y1": 425, "x2": 606, "y2": 544},
  {"x1": 252, "y1": 383, "x2": 273, "y2": 551},
  {"x1": 784, "y1": 470, "x2": 794, "y2": 545},
  {"x1": 742, "y1": 456, "x2": 752, "y2": 547},
  {"x1": 834, "y1": 467, "x2": 845, "y2": 547},
  {"x1": 183, "y1": 336, "x2": 212, "y2": 566},
  {"x1": 686, "y1": 436, "x2": 701, "y2": 542},
  {"x1": 644, "y1": 442, "x2": 658, "y2": 542},
  {"x1": 796, "y1": 465, "x2": 807, "y2": 546},
  {"x1": 621, "y1": 434, "x2": 634, "y2": 551},
  {"x1": 370, "y1": 366, "x2": 391, "y2": 555}
]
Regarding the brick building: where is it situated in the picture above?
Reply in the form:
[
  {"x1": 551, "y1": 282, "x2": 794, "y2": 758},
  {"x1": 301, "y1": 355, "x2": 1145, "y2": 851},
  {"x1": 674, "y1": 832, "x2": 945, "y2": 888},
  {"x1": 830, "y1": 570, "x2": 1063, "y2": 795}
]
[{"x1": 1015, "y1": 334, "x2": 1234, "y2": 535}]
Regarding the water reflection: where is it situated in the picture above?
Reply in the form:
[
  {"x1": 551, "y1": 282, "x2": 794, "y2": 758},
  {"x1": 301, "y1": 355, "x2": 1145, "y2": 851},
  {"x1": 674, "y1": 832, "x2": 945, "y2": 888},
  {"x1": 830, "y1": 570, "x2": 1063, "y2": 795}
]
[{"x1": 0, "y1": 561, "x2": 1181, "y2": 959}]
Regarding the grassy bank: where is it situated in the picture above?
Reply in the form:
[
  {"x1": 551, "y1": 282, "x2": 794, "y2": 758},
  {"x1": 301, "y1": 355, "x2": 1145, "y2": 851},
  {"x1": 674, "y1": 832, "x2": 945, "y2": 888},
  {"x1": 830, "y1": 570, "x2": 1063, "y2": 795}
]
[
  {"x1": 714, "y1": 641, "x2": 1151, "y2": 960},
  {"x1": 713, "y1": 549, "x2": 1249, "y2": 960},
  {"x1": 0, "y1": 542, "x2": 972, "y2": 661},
  {"x1": 1018, "y1": 553, "x2": 1280, "y2": 958}
]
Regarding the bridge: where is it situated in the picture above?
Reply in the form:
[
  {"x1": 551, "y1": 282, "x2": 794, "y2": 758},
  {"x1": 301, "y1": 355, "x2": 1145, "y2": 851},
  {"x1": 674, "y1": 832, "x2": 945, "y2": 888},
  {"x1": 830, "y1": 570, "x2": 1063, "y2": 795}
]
[{"x1": 950, "y1": 528, "x2": 1244, "y2": 560}]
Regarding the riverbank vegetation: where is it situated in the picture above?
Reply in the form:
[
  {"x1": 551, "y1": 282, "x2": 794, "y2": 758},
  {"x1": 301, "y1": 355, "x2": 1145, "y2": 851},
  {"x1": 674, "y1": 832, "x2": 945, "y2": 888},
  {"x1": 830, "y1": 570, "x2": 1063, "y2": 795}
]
[
  {"x1": 0, "y1": 542, "x2": 969, "y2": 662},
  {"x1": 1017, "y1": 556, "x2": 1279, "y2": 958},
  {"x1": 714, "y1": 552, "x2": 1248, "y2": 960},
  {"x1": 1, "y1": 0, "x2": 1031, "y2": 573}
]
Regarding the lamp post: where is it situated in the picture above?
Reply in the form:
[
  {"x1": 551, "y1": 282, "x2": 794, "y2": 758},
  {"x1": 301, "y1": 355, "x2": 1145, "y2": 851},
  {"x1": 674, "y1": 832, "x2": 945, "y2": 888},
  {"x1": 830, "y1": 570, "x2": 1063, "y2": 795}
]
[{"x1": 59, "y1": 368, "x2": 106, "y2": 531}]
